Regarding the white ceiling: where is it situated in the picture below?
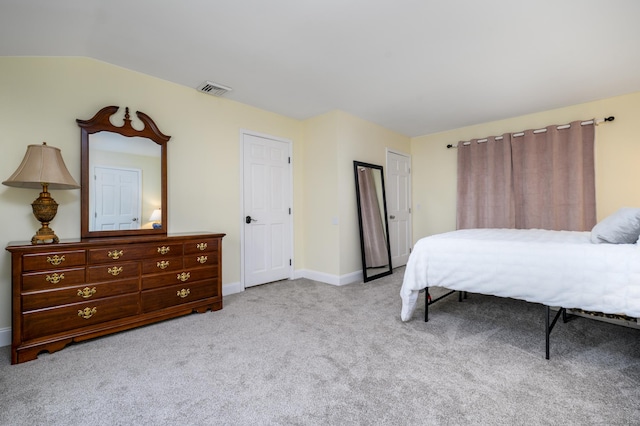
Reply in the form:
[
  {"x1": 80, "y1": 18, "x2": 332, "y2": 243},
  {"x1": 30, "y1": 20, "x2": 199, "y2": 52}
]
[{"x1": 2, "y1": 0, "x2": 640, "y2": 137}]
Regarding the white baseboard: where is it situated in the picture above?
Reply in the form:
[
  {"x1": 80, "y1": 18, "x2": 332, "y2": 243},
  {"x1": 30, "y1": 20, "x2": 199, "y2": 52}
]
[
  {"x1": 226, "y1": 269, "x2": 362, "y2": 294},
  {"x1": 0, "y1": 327, "x2": 10, "y2": 348},
  {"x1": 337, "y1": 270, "x2": 364, "y2": 285},
  {"x1": 223, "y1": 281, "x2": 243, "y2": 296},
  {"x1": 295, "y1": 269, "x2": 363, "y2": 286}
]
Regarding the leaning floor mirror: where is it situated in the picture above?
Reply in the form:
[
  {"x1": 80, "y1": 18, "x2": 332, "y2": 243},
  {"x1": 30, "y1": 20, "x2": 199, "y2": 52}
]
[{"x1": 354, "y1": 161, "x2": 393, "y2": 282}]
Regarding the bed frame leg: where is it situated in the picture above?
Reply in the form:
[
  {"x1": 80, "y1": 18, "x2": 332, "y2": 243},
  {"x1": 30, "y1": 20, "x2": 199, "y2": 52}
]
[
  {"x1": 425, "y1": 288, "x2": 459, "y2": 323},
  {"x1": 545, "y1": 306, "x2": 550, "y2": 360},
  {"x1": 545, "y1": 306, "x2": 565, "y2": 360},
  {"x1": 424, "y1": 287, "x2": 430, "y2": 322}
]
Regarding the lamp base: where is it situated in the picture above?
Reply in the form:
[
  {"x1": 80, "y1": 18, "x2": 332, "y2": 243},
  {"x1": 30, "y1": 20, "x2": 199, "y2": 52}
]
[
  {"x1": 31, "y1": 227, "x2": 60, "y2": 244},
  {"x1": 31, "y1": 188, "x2": 60, "y2": 245}
]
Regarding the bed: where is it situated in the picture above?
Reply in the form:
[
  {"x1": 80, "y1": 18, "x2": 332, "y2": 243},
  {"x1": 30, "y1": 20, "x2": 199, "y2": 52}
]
[{"x1": 400, "y1": 210, "x2": 640, "y2": 358}]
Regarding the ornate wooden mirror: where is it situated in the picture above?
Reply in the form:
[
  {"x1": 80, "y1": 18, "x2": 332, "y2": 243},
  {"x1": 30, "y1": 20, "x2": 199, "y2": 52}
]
[{"x1": 77, "y1": 106, "x2": 170, "y2": 238}]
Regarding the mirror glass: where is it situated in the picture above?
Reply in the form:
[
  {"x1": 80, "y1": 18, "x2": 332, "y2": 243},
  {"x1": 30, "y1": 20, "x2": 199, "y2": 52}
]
[
  {"x1": 78, "y1": 106, "x2": 169, "y2": 238},
  {"x1": 88, "y1": 132, "x2": 162, "y2": 232},
  {"x1": 354, "y1": 161, "x2": 392, "y2": 282}
]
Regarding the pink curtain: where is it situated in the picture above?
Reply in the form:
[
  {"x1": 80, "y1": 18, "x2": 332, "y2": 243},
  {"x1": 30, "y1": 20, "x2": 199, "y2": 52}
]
[
  {"x1": 457, "y1": 120, "x2": 596, "y2": 231},
  {"x1": 511, "y1": 121, "x2": 596, "y2": 230},
  {"x1": 457, "y1": 134, "x2": 514, "y2": 229}
]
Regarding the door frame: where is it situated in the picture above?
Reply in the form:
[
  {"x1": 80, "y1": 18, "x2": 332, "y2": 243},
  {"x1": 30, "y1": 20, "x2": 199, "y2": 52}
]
[
  {"x1": 385, "y1": 148, "x2": 412, "y2": 267},
  {"x1": 239, "y1": 129, "x2": 294, "y2": 291}
]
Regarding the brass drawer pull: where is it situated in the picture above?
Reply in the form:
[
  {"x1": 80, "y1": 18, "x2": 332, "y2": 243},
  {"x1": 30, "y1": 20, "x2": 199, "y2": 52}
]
[
  {"x1": 45, "y1": 273, "x2": 64, "y2": 284},
  {"x1": 47, "y1": 255, "x2": 65, "y2": 266},
  {"x1": 196, "y1": 242, "x2": 208, "y2": 251},
  {"x1": 108, "y1": 266, "x2": 123, "y2": 276},
  {"x1": 196, "y1": 255, "x2": 208, "y2": 264},
  {"x1": 77, "y1": 287, "x2": 97, "y2": 299},
  {"x1": 78, "y1": 307, "x2": 97, "y2": 319},
  {"x1": 177, "y1": 288, "x2": 191, "y2": 298},
  {"x1": 157, "y1": 246, "x2": 171, "y2": 255},
  {"x1": 157, "y1": 260, "x2": 170, "y2": 270},
  {"x1": 177, "y1": 272, "x2": 191, "y2": 282},
  {"x1": 108, "y1": 250, "x2": 124, "y2": 260}
]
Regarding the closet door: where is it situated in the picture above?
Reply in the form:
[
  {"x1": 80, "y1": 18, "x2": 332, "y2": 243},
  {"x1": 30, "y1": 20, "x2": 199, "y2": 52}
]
[
  {"x1": 242, "y1": 132, "x2": 292, "y2": 288},
  {"x1": 386, "y1": 150, "x2": 412, "y2": 267}
]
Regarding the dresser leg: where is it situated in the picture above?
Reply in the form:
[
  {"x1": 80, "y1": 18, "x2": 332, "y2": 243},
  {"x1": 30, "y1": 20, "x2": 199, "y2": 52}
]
[{"x1": 15, "y1": 338, "x2": 73, "y2": 364}]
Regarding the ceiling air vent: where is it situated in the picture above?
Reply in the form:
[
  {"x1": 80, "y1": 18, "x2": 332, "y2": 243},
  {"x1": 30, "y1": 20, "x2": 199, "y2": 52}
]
[{"x1": 196, "y1": 81, "x2": 232, "y2": 97}]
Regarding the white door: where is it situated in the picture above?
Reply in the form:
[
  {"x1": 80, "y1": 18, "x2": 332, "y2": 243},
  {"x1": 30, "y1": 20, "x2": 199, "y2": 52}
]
[
  {"x1": 93, "y1": 166, "x2": 141, "y2": 231},
  {"x1": 386, "y1": 151, "x2": 412, "y2": 267},
  {"x1": 242, "y1": 132, "x2": 292, "y2": 288}
]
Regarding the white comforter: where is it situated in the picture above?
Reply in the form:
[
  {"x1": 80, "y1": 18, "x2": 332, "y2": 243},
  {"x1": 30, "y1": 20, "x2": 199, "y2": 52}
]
[{"x1": 400, "y1": 228, "x2": 640, "y2": 321}]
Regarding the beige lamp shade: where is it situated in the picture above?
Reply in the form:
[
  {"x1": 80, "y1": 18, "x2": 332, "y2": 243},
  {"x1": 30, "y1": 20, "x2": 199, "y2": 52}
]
[
  {"x1": 149, "y1": 208, "x2": 162, "y2": 222},
  {"x1": 3, "y1": 142, "x2": 79, "y2": 244},
  {"x1": 2, "y1": 142, "x2": 80, "y2": 189},
  {"x1": 149, "y1": 208, "x2": 162, "y2": 229}
]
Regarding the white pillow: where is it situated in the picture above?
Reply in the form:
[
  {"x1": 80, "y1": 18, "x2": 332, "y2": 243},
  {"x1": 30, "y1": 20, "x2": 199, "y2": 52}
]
[{"x1": 590, "y1": 208, "x2": 640, "y2": 244}]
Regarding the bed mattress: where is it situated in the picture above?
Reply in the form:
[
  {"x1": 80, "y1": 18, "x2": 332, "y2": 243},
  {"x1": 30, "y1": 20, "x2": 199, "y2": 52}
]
[{"x1": 400, "y1": 228, "x2": 640, "y2": 321}]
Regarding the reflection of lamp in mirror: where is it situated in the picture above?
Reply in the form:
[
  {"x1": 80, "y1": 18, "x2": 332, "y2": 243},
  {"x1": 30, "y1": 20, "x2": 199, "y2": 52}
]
[
  {"x1": 3, "y1": 142, "x2": 80, "y2": 244},
  {"x1": 149, "y1": 208, "x2": 162, "y2": 229}
]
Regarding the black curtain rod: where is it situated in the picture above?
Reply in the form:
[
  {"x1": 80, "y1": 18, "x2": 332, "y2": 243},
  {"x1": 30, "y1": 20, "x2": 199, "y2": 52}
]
[{"x1": 446, "y1": 116, "x2": 615, "y2": 149}]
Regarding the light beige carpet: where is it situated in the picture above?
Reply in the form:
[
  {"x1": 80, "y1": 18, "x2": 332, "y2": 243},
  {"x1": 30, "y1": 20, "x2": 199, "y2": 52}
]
[{"x1": 1, "y1": 268, "x2": 639, "y2": 425}]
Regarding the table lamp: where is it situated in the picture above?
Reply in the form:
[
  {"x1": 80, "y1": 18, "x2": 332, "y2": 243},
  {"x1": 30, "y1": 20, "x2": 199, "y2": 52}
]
[
  {"x1": 3, "y1": 142, "x2": 80, "y2": 244},
  {"x1": 149, "y1": 208, "x2": 162, "y2": 229}
]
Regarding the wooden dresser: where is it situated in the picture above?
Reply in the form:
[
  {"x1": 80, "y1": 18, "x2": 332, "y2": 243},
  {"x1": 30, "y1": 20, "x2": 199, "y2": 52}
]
[{"x1": 6, "y1": 232, "x2": 224, "y2": 364}]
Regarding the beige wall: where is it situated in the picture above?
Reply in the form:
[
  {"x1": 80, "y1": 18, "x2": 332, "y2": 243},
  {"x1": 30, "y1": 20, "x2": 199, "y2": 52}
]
[
  {"x1": 410, "y1": 91, "x2": 640, "y2": 242},
  {"x1": 301, "y1": 111, "x2": 411, "y2": 279},
  {"x1": 334, "y1": 112, "x2": 411, "y2": 276},
  {"x1": 301, "y1": 111, "x2": 340, "y2": 275},
  {"x1": 0, "y1": 57, "x2": 305, "y2": 331},
  {"x1": 0, "y1": 56, "x2": 410, "y2": 335}
]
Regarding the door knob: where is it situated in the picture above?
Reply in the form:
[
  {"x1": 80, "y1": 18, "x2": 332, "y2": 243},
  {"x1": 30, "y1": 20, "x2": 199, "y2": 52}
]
[
  {"x1": 245, "y1": 215, "x2": 257, "y2": 224},
  {"x1": 132, "y1": 218, "x2": 138, "y2": 222},
  {"x1": 389, "y1": 215, "x2": 396, "y2": 219}
]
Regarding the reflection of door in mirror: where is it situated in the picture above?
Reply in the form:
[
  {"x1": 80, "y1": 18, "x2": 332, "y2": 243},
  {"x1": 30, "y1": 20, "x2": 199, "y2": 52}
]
[
  {"x1": 354, "y1": 161, "x2": 393, "y2": 282},
  {"x1": 89, "y1": 132, "x2": 161, "y2": 232},
  {"x1": 93, "y1": 166, "x2": 141, "y2": 231}
]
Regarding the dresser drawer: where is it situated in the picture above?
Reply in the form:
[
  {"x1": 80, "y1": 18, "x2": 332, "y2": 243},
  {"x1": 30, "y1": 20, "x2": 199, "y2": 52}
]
[
  {"x1": 22, "y1": 294, "x2": 140, "y2": 342},
  {"x1": 22, "y1": 278, "x2": 139, "y2": 311},
  {"x1": 142, "y1": 256, "x2": 183, "y2": 275},
  {"x1": 183, "y1": 252, "x2": 218, "y2": 268},
  {"x1": 141, "y1": 266, "x2": 218, "y2": 290},
  {"x1": 88, "y1": 262, "x2": 140, "y2": 282},
  {"x1": 22, "y1": 250, "x2": 86, "y2": 272},
  {"x1": 184, "y1": 238, "x2": 219, "y2": 254},
  {"x1": 141, "y1": 279, "x2": 216, "y2": 312},
  {"x1": 22, "y1": 268, "x2": 86, "y2": 292},
  {"x1": 88, "y1": 243, "x2": 184, "y2": 264}
]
